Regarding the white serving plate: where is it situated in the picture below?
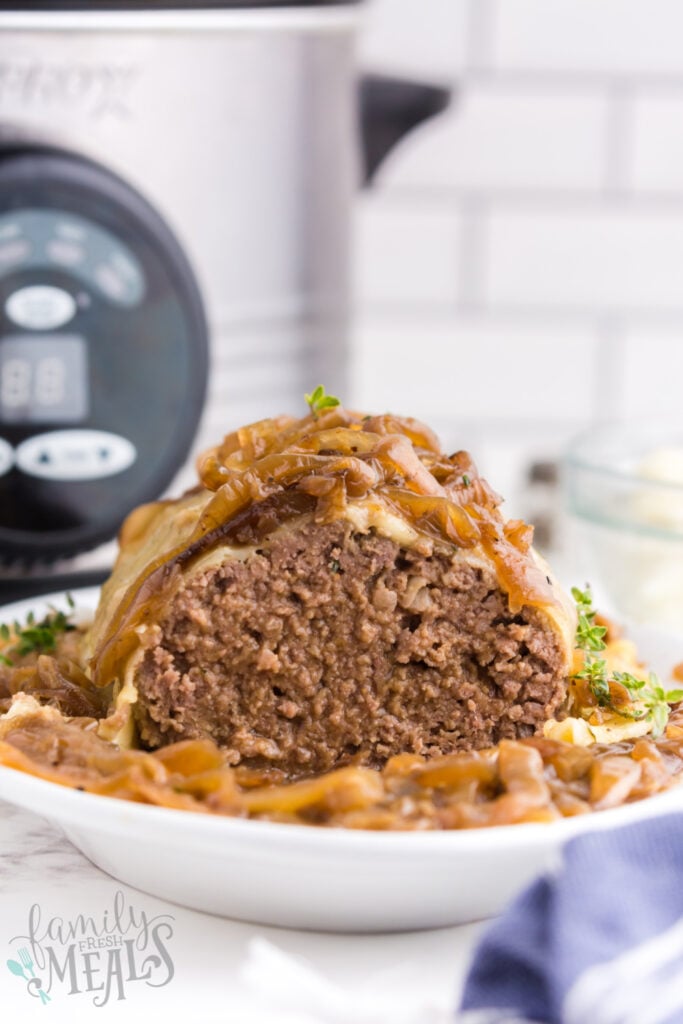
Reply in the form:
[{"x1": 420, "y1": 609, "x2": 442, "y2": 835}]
[{"x1": 0, "y1": 588, "x2": 682, "y2": 933}]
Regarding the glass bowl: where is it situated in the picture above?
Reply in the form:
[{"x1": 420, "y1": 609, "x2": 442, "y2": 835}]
[{"x1": 565, "y1": 420, "x2": 683, "y2": 635}]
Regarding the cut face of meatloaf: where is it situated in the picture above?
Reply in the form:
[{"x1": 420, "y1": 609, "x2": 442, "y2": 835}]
[
  {"x1": 132, "y1": 517, "x2": 569, "y2": 775},
  {"x1": 86, "y1": 407, "x2": 576, "y2": 770}
]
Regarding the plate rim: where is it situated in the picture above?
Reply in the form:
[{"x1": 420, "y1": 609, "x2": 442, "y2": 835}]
[
  {"x1": 2, "y1": 746, "x2": 683, "y2": 856},
  {"x1": 0, "y1": 586, "x2": 682, "y2": 855}
]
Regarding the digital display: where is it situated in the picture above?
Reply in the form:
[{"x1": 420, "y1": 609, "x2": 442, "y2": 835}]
[{"x1": 0, "y1": 335, "x2": 88, "y2": 425}]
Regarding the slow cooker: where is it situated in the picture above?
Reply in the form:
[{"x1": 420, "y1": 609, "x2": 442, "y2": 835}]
[{"x1": 0, "y1": 0, "x2": 449, "y2": 599}]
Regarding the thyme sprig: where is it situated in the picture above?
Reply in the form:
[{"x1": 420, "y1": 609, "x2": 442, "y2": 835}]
[
  {"x1": 613, "y1": 670, "x2": 683, "y2": 738},
  {"x1": 0, "y1": 594, "x2": 77, "y2": 667},
  {"x1": 305, "y1": 385, "x2": 340, "y2": 419},
  {"x1": 571, "y1": 585, "x2": 683, "y2": 738}
]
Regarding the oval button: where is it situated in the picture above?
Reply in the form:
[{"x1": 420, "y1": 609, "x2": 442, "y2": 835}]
[
  {"x1": 16, "y1": 430, "x2": 136, "y2": 482},
  {"x1": 5, "y1": 285, "x2": 76, "y2": 331}
]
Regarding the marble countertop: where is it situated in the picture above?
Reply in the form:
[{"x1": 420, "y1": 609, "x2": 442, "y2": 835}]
[{"x1": 0, "y1": 799, "x2": 483, "y2": 1023}]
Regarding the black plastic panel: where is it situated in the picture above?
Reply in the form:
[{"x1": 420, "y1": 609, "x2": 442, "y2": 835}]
[{"x1": 0, "y1": 146, "x2": 208, "y2": 563}]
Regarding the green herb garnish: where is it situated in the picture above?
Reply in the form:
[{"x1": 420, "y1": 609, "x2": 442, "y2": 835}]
[
  {"x1": 462, "y1": 474, "x2": 471, "y2": 487},
  {"x1": 0, "y1": 594, "x2": 77, "y2": 667},
  {"x1": 571, "y1": 585, "x2": 683, "y2": 738},
  {"x1": 614, "y1": 671, "x2": 683, "y2": 737},
  {"x1": 305, "y1": 385, "x2": 340, "y2": 419}
]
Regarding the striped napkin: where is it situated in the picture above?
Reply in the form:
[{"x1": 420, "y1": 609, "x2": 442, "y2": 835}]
[{"x1": 459, "y1": 814, "x2": 683, "y2": 1024}]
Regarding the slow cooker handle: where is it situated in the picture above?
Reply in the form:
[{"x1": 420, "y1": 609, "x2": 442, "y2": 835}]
[{"x1": 359, "y1": 74, "x2": 451, "y2": 186}]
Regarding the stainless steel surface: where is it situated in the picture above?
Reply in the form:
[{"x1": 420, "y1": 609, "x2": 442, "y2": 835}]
[
  {"x1": 0, "y1": 8, "x2": 359, "y2": 460},
  {"x1": 0, "y1": 6, "x2": 450, "y2": 588}
]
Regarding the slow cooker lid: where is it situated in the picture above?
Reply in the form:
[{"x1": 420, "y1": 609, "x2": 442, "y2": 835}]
[{"x1": 0, "y1": 0, "x2": 360, "y2": 8}]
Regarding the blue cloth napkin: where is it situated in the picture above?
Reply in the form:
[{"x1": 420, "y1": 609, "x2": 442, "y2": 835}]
[{"x1": 458, "y1": 814, "x2": 683, "y2": 1024}]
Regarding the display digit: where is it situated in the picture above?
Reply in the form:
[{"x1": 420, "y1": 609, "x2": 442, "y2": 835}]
[
  {"x1": 35, "y1": 356, "x2": 66, "y2": 407},
  {"x1": 1, "y1": 357, "x2": 31, "y2": 409}
]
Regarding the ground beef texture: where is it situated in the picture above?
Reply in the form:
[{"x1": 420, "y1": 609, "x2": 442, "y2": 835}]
[{"x1": 133, "y1": 518, "x2": 568, "y2": 776}]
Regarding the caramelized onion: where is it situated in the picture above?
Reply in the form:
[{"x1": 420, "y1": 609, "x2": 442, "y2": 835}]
[
  {"x1": 0, "y1": 654, "x2": 109, "y2": 720},
  {"x1": 89, "y1": 406, "x2": 564, "y2": 688},
  {"x1": 2, "y1": 703, "x2": 681, "y2": 829}
]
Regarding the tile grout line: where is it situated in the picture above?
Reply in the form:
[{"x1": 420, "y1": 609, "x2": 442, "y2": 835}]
[
  {"x1": 603, "y1": 81, "x2": 636, "y2": 196},
  {"x1": 593, "y1": 319, "x2": 625, "y2": 421},
  {"x1": 450, "y1": 67, "x2": 683, "y2": 90},
  {"x1": 356, "y1": 303, "x2": 683, "y2": 324},
  {"x1": 456, "y1": 199, "x2": 487, "y2": 310},
  {"x1": 464, "y1": 0, "x2": 496, "y2": 74},
  {"x1": 362, "y1": 185, "x2": 683, "y2": 209}
]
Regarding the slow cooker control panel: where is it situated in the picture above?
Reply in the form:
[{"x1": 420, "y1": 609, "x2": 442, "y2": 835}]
[
  {"x1": 0, "y1": 147, "x2": 208, "y2": 563},
  {"x1": 0, "y1": 208, "x2": 144, "y2": 485}
]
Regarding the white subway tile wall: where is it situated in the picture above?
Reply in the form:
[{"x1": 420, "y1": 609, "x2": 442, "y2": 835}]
[
  {"x1": 353, "y1": 317, "x2": 599, "y2": 421},
  {"x1": 485, "y1": 208, "x2": 683, "y2": 311},
  {"x1": 619, "y1": 328, "x2": 683, "y2": 420},
  {"x1": 354, "y1": 196, "x2": 462, "y2": 307},
  {"x1": 630, "y1": 92, "x2": 683, "y2": 192},
  {"x1": 360, "y1": 0, "x2": 470, "y2": 77},
  {"x1": 491, "y1": 0, "x2": 683, "y2": 76},
  {"x1": 375, "y1": 85, "x2": 610, "y2": 193},
  {"x1": 353, "y1": 0, "x2": 683, "y2": 470}
]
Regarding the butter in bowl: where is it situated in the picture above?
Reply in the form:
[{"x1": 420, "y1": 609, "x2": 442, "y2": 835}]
[{"x1": 565, "y1": 420, "x2": 683, "y2": 635}]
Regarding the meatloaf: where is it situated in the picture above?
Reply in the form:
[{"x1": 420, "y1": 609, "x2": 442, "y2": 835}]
[{"x1": 85, "y1": 406, "x2": 576, "y2": 776}]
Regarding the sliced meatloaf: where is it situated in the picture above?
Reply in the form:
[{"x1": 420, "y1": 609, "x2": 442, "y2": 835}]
[
  {"x1": 132, "y1": 518, "x2": 568, "y2": 774},
  {"x1": 85, "y1": 406, "x2": 576, "y2": 773}
]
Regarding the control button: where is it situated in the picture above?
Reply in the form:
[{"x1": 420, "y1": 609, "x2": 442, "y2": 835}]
[
  {"x1": 5, "y1": 285, "x2": 76, "y2": 331},
  {"x1": 94, "y1": 263, "x2": 129, "y2": 303},
  {"x1": 0, "y1": 221, "x2": 21, "y2": 240},
  {"x1": 16, "y1": 430, "x2": 136, "y2": 482},
  {"x1": 0, "y1": 438, "x2": 13, "y2": 478},
  {"x1": 46, "y1": 239, "x2": 85, "y2": 269},
  {"x1": 0, "y1": 239, "x2": 31, "y2": 270},
  {"x1": 55, "y1": 219, "x2": 86, "y2": 242}
]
